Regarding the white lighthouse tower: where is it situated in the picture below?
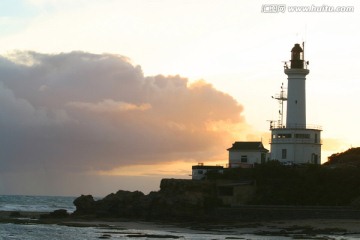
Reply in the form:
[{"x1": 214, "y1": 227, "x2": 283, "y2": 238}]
[{"x1": 270, "y1": 43, "x2": 322, "y2": 164}]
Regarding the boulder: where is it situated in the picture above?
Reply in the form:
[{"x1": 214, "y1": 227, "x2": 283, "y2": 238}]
[
  {"x1": 73, "y1": 195, "x2": 96, "y2": 215},
  {"x1": 95, "y1": 190, "x2": 146, "y2": 218},
  {"x1": 41, "y1": 209, "x2": 70, "y2": 219}
]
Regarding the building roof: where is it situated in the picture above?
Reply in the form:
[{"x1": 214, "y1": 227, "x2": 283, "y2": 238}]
[
  {"x1": 227, "y1": 141, "x2": 269, "y2": 152},
  {"x1": 192, "y1": 165, "x2": 224, "y2": 170}
]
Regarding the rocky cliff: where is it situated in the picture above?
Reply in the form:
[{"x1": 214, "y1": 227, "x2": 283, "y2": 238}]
[{"x1": 72, "y1": 179, "x2": 221, "y2": 221}]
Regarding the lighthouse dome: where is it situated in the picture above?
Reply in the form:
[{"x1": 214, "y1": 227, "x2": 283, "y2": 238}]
[{"x1": 291, "y1": 43, "x2": 303, "y2": 53}]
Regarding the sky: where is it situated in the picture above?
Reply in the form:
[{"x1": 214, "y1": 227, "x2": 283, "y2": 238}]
[{"x1": 0, "y1": 0, "x2": 359, "y2": 196}]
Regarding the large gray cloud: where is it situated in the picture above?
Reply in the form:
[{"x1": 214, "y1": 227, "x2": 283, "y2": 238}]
[{"x1": 0, "y1": 51, "x2": 246, "y2": 175}]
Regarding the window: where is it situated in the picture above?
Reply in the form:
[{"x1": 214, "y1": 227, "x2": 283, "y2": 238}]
[
  {"x1": 295, "y1": 134, "x2": 310, "y2": 139},
  {"x1": 315, "y1": 134, "x2": 318, "y2": 143},
  {"x1": 241, "y1": 155, "x2": 248, "y2": 163},
  {"x1": 197, "y1": 170, "x2": 203, "y2": 174},
  {"x1": 278, "y1": 133, "x2": 292, "y2": 138},
  {"x1": 282, "y1": 149, "x2": 287, "y2": 159}
]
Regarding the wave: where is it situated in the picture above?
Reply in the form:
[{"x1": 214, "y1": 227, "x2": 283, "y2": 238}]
[{"x1": 0, "y1": 195, "x2": 76, "y2": 213}]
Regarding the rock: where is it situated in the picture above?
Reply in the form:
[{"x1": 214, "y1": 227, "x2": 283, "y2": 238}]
[
  {"x1": 72, "y1": 179, "x2": 222, "y2": 221},
  {"x1": 51, "y1": 209, "x2": 70, "y2": 218},
  {"x1": 126, "y1": 234, "x2": 180, "y2": 238},
  {"x1": 147, "y1": 179, "x2": 220, "y2": 220},
  {"x1": 73, "y1": 195, "x2": 96, "y2": 215},
  {"x1": 9, "y1": 212, "x2": 21, "y2": 218},
  {"x1": 40, "y1": 209, "x2": 69, "y2": 219},
  {"x1": 98, "y1": 234, "x2": 111, "y2": 239},
  {"x1": 95, "y1": 190, "x2": 146, "y2": 218}
]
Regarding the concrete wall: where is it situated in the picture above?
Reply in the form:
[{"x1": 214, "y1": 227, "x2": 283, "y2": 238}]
[
  {"x1": 229, "y1": 151, "x2": 266, "y2": 167},
  {"x1": 218, "y1": 184, "x2": 256, "y2": 206},
  {"x1": 270, "y1": 128, "x2": 321, "y2": 164}
]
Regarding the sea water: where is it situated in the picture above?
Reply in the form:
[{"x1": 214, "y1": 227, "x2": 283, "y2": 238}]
[
  {"x1": 0, "y1": 195, "x2": 76, "y2": 213},
  {"x1": 0, "y1": 195, "x2": 358, "y2": 240}
]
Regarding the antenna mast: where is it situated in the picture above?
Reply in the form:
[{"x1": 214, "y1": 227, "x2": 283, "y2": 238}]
[
  {"x1": 302, "y1": 41, "x2": 305, "y2": 62},
  {"x1": 302, "y1": 41, "x2": 310, "y2": 69},
  {"x1": 272, "y1": 83, "x2": 287, "y2": 128}
]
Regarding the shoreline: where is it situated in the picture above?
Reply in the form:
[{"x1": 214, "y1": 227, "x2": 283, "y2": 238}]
[{"x1": 1, "y1": 210, "x2": 360, "y2": 238}]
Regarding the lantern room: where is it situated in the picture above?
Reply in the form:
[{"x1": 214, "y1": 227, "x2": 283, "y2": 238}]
[{"x1": 290, "y1": 43, "x2": 304, "y2": 69}]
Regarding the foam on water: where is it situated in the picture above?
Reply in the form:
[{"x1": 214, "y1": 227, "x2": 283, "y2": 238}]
[{"x1": 0, "y1": 195, "x2": 76, "y2": 212}]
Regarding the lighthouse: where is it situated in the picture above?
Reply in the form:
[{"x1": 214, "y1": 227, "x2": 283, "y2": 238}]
[
  {"x1": 270, "y1": 43, "x2": 322, "y2": 164},
  {"x1": 286, "y1": 43, "x2": 308, "y2": 128}
]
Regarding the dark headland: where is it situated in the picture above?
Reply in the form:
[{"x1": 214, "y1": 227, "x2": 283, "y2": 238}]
[
  {"x1": 2, "y1": 148, "x2": 360, "y2": 233},
  {"x1": 40, "y1": 147, "x2": 360, "y2": 222}
]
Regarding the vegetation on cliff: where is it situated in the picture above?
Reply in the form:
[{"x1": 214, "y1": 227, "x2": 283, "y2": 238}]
[
  {"x1": 325, "y1": 147, "x2": 360, "y2": 167},
  {"x1": 251, "y1": 162, "x2": 360, "y2": 206},
  {"x1": 207, "y1": 146, "x2": 360, "y2": 206}
]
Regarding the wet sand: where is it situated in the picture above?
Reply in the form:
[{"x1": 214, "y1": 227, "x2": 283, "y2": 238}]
[{"x1": 1, "y1": 210, "x2": 360, "y2": 238}]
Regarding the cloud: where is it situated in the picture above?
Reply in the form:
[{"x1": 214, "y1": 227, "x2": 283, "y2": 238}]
[
  {"x1": 0, "y1": 51, "x2": 252, "y2": 193},
  {"x1": 67, "y1": 99, "x2": 152, "y2": 113}
]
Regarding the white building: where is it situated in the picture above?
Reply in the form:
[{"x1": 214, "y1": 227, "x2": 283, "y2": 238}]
[
  {"x1": 192, "y1": 164, "x2": 224, "y2": 180},
  {"x1": 228, "y1": 141, "x2": 269, "y2": 168},
  {"x1": 270, "y1": 43, "x2": 322, "y2": 164}
]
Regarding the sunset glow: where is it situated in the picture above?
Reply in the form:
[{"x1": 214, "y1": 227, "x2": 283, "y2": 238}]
[{"x1": 0, "y1": 0, "x2": 359, "y2": 196}]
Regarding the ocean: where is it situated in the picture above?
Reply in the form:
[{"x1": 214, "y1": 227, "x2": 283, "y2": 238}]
[
  {"x1": 0, "y1": 195, "x2": 358, "y2": 239},
  {"x1": 0, "y1": 195, "x2": 76, "y2": 213}
]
